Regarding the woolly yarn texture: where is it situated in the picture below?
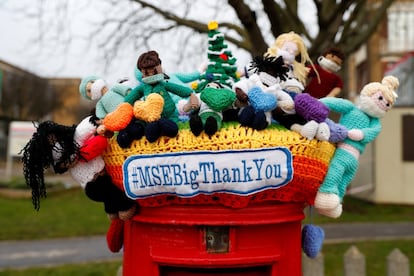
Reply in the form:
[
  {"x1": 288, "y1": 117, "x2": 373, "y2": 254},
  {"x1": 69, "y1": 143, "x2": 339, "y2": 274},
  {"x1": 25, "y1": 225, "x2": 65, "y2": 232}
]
[{"x1": 103, "y1": 123, "x2": 335, "y2": 208}]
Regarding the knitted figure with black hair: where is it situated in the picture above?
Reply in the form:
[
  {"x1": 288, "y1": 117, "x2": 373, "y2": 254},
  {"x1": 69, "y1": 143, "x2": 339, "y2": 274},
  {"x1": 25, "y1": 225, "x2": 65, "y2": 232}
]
[
  {"x1": 315, "y1": 75, "x2": 399, "y2": 218},
  {"x1": 234, "y1": 55, "x2": 295, "y2": 130},
  {"x1": 79, "y1": 76, "x2": 132, "y2": 119},
  {"x1": 305, "y1": 47, "x2": 345, "y2": 99},
  {"x1": 187, "y1": 21, "x2": 240, "y2": 136},
  {"x1": 103, "y1": 50, "x2": 195, "y2": 144},
  {"x1": 21, "y1": 114, "x2": 137, "y2": 220}
]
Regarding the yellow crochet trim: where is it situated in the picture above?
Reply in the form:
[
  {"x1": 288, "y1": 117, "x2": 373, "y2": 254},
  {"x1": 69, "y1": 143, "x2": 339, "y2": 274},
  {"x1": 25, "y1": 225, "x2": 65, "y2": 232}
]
[{"x1": 103, "y1": 124, "x2": 335, "y2": 167}]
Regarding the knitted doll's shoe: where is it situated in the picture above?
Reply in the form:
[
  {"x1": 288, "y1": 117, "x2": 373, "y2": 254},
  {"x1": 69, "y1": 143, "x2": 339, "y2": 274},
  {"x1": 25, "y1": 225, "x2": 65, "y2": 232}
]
[
  {"x1": 145, "y1": 121, "x2": 162, "y2": 142},
  {"x1": 251, "y1": 110, "x2": 268, "y2": 130},
  {"x1": 315, "y1": 122, "x2": 330, "y2": 141},
  {"x1": 127, "y1": 119, "x2": 145, "y2": 140},
  {"x1": 118, "y1": 204, "x2": 137, "y2": 221},
  {"x1": 116, "y1": 129, "x2": 134, "y2": 149},
  {"x1": 204, "y1": 116, "x2": 218, "y2": 136},
  {"x1": 300, "y1": 120, "x2": 319, "y2": 140},
  {"x1": 103, "y1": 103, "x2": 134, "y2": 132},
  {"x1": 189, "y1": 114, "x2": 204, "y2": 136},
  {"x1": 302, "y1": 224, "x2": 325, "y2": 258},
  {"x1": 316, "y1": 203, "x2": 343, "y2": 219},
  {"x1": 159, "y1": 118, "x2": 178, "y2": 138},
  {"x1": 314, "y1": 191, "x2": 341, "y2": 210},
  {"x1": 106, "y1": 218, "x2": 124, "y2": 253},
  {"x1": 239, "y1": 105, "x2": 255, "y2": 126}
]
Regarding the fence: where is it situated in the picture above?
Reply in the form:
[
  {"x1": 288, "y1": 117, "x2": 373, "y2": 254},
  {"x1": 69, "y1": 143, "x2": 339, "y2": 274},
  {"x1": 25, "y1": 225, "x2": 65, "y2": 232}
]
[{"x1": 302, "y1": 246, "x2": 410, "y2": 276}]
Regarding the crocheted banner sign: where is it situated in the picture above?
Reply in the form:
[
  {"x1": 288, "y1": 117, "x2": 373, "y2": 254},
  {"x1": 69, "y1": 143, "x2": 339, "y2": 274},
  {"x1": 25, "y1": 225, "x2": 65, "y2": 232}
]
[{"x1": 123, "y1": 147, "x2": 293, "y2": 199}]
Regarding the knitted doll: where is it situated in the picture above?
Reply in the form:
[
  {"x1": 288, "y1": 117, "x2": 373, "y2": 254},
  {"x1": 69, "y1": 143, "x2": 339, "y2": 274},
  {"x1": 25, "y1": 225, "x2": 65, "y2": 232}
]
[
  {"x1": 305, "y1": 47, "x2": 345, "y2": 99},
  {"x1": 21, "y1": 115, "x2": 137, "y2": 220},
  {"x1": 104, "y1": 50, "x2": 194, "y2": 143},
  {"x1": 184, "y1": 82, "x2": 236, "y2": 136},
  {"x1": 234, "y1": 55, "x2": 294, "y2": 130},
  {"x1": 314, "y1": 75, "x2": 399, "y2": 218},
  {"x1": 79, "y1": 76, "x2": 132, "y2": 119}
]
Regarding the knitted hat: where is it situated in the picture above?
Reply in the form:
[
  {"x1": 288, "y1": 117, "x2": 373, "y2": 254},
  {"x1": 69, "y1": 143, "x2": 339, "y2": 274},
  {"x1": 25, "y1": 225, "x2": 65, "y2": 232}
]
[
  {"x1": 79, "y1": 75, "x2": 99, "y2": 100},
  {"x1": 195, "y1": 21, "x2": 240, "y2": 92}
]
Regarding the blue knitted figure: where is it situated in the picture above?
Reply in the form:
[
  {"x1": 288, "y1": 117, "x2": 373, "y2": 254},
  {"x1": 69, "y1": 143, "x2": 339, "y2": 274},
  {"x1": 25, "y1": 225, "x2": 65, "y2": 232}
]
[
  {"x1": 315, "y1": 76, "x2": 399, "y2": 218},
  {"x1": 79, "y1": 76, "x2": 131, "y2": 119}
]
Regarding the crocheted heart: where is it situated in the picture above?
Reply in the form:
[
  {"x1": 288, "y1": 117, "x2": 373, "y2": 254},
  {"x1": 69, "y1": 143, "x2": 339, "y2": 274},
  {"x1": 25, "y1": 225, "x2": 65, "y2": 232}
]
[
  {"x1": 302, "y1": 224, "x2": 325, "y2": 258},
  {"x1": 200, "y1": 87, "x2": 236, "y2": 112},
  {"x1": 103, "y1": 102, "x2": 133, "y2": 132},
  {"x1": 248, "y1": 86, "x2": 277, "y2": 112},
  {"x1": 133, "y1": 93, "x2": 164, "y2": 122}
]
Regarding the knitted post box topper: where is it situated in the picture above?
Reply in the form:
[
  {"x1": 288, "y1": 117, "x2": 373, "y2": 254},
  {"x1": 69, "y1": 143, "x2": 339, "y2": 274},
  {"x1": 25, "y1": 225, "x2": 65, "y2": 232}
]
[
  {"x1": 21, "y1": 115, "x2": 136, "y2": 220},
  {"x1": 315, "y1": 75, "x2": 399, "y2": 218}
]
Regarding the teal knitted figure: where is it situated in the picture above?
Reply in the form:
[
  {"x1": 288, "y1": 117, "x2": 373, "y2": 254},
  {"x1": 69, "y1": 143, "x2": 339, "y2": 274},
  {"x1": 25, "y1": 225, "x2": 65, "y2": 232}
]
[
  {"x1": 315, "y1": 76, "x2": 399, "y2": 218},
  {"x1": 125, "y1": 50, "x2": 194, "y2": 123},
  {"x1": 79, "y1": 76, "x2": 131, "y2": 119}
]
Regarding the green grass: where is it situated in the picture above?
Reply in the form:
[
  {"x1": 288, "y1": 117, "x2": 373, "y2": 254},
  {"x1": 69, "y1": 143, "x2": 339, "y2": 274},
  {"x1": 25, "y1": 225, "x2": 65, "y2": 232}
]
[
  {"x1": 0, "y1": 187, "x2": 109, "y2": 240},
  {"x1": 0, "y1": 260, "x2": 122, "y2": 276},
  {"x1": 322, "y1": 240, "x2": 414, "y2": 275}
]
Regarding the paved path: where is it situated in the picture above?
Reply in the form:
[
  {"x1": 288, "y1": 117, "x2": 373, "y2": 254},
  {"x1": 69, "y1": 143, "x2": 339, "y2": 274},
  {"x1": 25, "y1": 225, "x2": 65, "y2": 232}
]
[{"x1": 1, "y1": 222, "x2": 414, "y2": 270}]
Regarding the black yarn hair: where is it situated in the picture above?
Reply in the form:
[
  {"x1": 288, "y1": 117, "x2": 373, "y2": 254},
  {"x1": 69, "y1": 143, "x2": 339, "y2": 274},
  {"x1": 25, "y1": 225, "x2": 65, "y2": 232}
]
[
  {"x1": 250, "y1": 55, "x2": 289, "y2": 82},
  {"x1": 21, "y1": 120, "x2": 78, "y2": 210}
]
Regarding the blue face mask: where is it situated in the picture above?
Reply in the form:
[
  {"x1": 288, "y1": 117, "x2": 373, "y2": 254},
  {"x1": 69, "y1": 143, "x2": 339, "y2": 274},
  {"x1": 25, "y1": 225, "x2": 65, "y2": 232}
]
[{"x1": 142, "y1": 73, "x2": 164, "y2": 84}]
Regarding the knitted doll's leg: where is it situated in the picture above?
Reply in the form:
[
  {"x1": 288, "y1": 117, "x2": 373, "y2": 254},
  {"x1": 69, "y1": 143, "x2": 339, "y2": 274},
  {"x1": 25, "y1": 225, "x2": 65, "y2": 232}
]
[
  {"x1": 159, "y1": 118, "x2": 179, "y2": 138},
  {"x1": 318, "y1": 148, "x2": 348, "y2": 194},
  {"x1": 251, "y1": 111, "x2": 268, "y2": 130},
  {"x1": 202, "y1": 112, "x2": 222, "y2": 136},
  {"x1": 189, "y1": 113, "x2": 203, "y2": 136},
  {"x1": 84, "y1": 174, "x2": 118, "y2": 214},
  {"x1": 106, "y1": 218, "x2": 124, "y2": 253},
  {"x1": 239, "y1": 106, "x2": 255, "y2": 126},
  {"x1": 338, "y1": 158, "x2": 359, "y2": 201}
]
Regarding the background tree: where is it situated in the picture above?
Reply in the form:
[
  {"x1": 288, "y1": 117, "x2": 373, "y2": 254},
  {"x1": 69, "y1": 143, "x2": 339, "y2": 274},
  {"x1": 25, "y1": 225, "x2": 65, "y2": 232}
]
[{"x1": 8, "y1": 0, "x2": 395, "y2": 88}]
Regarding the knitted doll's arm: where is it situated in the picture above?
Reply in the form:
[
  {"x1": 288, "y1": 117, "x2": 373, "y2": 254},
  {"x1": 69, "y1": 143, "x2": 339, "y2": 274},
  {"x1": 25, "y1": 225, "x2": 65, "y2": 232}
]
[
  {"x1": 360, "y1": 118, "x2": 382, "y2": 144},
  {"x1": 79, "y1": 135, "x2": 108, "y2": 161},
  {"x1": 320, "y1": 97, "x2": 354, "y2": 114},
  {"x1": 174, "y1": 71, "x2": 200, "y2": 83},
  {"x1": 111, "y1": 83, "x2": 131, "y2": 97},
  {"x1": 95, "y1": 101, "x2": 107, "y2": 119},
  {"x1": 74, "y1": 116, "x2": 97, "y2": 145},
  {"x1": 124, "y1": 85, "x2": 144, "y2": 105},
  {"x1": 165, "y1": 81, "x2": 193, "y2": 98}
]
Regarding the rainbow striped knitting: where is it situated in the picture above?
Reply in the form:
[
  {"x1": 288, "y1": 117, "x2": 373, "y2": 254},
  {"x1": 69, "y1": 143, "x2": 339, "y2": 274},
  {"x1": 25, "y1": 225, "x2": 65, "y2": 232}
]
[{"x1": 103, "y1": 122, "x2": 335, "y2": 208}]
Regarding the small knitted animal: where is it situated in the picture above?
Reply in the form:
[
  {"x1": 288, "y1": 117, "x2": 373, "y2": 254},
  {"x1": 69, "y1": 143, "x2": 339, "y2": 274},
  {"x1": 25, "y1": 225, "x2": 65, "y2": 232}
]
[{"x1": 315, "y1": 76, "x2": 399, "y2": 218}]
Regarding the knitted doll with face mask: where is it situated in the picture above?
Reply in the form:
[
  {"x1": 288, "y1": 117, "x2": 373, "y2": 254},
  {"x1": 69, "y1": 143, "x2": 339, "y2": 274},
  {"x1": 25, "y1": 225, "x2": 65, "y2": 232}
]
[
  {"x1": 314, "y1": 76, "x2": 399, "y2": 218},
  {"x1": 305, "y1": 47, "x2": 345, "y2": 99},
  {"x1": 79, "y1": 76, "x2": 132, "y2": 119},
  {"x1": 103, "y1": 50, "x2": 195, "y2": 143},
  {"x1": 21, "y1": 115, "x2": 137, "y2": 220}
]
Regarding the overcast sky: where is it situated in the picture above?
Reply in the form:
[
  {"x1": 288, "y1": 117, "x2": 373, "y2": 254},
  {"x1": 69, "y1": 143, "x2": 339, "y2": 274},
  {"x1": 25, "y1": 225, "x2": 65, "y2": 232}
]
[{"x1": 0, "y1": 0, "x2": 317, "y2": 84}]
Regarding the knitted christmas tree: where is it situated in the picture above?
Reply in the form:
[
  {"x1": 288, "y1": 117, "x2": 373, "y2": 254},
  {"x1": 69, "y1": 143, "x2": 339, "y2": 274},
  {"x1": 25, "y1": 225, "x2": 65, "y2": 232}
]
[{"x1": 195, "y1": 21, "x2": 240, "y2": 92}]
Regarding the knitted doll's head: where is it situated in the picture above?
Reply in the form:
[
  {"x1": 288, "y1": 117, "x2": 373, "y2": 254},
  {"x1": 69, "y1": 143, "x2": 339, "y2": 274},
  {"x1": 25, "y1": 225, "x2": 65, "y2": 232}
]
[
  {"x1": 21, "y1": 121, "x2": 79, "y2": 210},
  {"x1": 317, "y1": 47, "x2": 345, "y2": 73},
  {"x1": 137, "y1": 50, "x2": 164, "y2": 84},
  {"x1": 79, "y1": 76, "x2": 108, "y2": 100},
  {"x1": 249, "y1": 55, "x2": 289, "y2": 87},
  {"x1": 358, "y1": 75, "x2": 399, "y2": 118},
  {"x1": 265, "y1": 31, "x2": 314, "y2": 85}
]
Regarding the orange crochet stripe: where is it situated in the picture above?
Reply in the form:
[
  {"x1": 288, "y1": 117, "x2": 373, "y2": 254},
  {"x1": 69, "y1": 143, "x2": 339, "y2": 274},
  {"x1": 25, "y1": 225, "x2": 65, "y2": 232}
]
[{"x1": 103, "y1": 123, "x2": 336, "y2": 208}]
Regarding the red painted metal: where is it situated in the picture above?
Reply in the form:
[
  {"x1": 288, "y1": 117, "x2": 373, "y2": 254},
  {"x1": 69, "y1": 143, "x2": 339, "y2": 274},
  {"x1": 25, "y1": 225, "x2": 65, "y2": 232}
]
[{"x1": 122, "y1": 202, "x2": 305, "y2": 275}]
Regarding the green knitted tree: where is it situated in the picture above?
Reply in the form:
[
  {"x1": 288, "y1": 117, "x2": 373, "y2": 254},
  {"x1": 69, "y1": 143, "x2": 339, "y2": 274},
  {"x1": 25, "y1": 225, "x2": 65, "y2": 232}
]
[{"x1": 196, "y1": 21, "x2": 240, "y2": 92}]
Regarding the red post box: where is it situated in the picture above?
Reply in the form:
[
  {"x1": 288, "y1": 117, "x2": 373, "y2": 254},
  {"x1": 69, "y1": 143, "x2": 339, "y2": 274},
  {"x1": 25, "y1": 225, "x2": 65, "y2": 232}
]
[{"x1": 122, "y1": 202, "x2": 305, "y2": 275}]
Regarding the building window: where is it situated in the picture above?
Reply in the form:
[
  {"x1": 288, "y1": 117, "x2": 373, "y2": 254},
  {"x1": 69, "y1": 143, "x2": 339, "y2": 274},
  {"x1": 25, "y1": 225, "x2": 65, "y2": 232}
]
[{"x1": 387, "y1": 2, "x2": 414, "y2": 53}]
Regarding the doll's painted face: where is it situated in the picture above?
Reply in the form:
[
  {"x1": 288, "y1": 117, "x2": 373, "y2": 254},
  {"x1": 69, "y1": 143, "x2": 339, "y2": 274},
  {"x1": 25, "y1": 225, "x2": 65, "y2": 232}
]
[
  {"x1": 277, "y1": 41, "x2": 298, "y2": 65},
  {"x1": 359, "y1": 89, "x2": 392, "y2": 118},
  {"x1": 86, "y1": 80, "x2": 108, "y2": 100}
]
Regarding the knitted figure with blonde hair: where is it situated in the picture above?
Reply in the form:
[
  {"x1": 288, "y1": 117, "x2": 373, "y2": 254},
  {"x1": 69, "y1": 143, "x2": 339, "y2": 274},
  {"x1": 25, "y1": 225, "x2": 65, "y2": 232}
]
[
  {"x1": 265, "y1": 31, "x2": 316, "y2": 86},
  {"x1": 315, "y1": 75, "x2": 399, "y2": 218}
]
